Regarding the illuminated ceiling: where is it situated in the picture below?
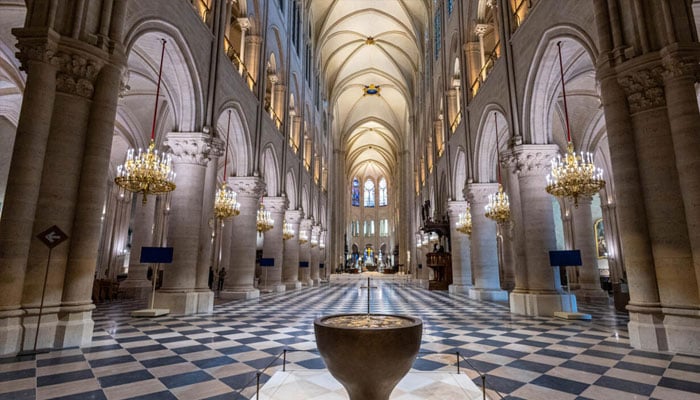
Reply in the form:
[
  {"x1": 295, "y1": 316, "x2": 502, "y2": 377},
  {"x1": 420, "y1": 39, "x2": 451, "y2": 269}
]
[{"x1": 310, "y1": 0, "x2": 428, "y2": 181}]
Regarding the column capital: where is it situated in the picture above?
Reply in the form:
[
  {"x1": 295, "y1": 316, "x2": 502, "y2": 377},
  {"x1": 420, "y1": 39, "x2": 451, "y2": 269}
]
[
  {"x1": 300, "y1": 218, "x2": 313, "y2": 231},
  {"x1": 228, "y1": 176, "x2": 266, "y2": 198},
  {"x1": 165, "y1": 132, "x2": 212, "y2": 166},
  {"x1": 285, "y1": 209, "x2": 304, "y2": 224},
  {"x1": 237, "y1": 17, "x2": 251, "y2": 30},
  {"x1": 52, "y1": 50, "x2": 104, "y2": 98},
  {"x1": 312, "y1": 225, "x2": 322, "y2": 235},
  {"x1": 502, "y1": 144, "x2": 559, "y2": 177},
  {"x1": 447, "y1": 200, "x2": 469, "y2": 217},
  {"x1": 466, "y1": 182, "x2": 499, "y2": 204},
  {"x1": 13, "y1": 30, "x2": 59, "y2": 70},
  {"x1": 263, "y1": 196, "x2": 288, "y2": 213},
  {"x1": 661, "y1": 51, "x2": 699, "y2": 80},
  {"x1": 209, "y1": 136, "x2": 225, "y2": 158},
  {"x1": 474, "y1": 24, "x2": 490, "y2": 36},
  {"x1": 617, "y1": 65, "x2": 666, "y2": 114}
]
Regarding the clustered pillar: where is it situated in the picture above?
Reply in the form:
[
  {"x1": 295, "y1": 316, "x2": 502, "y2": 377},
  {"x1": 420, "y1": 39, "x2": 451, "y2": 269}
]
[{"x1": 447, "y1": 200, "x2": 472, "y2": 294}]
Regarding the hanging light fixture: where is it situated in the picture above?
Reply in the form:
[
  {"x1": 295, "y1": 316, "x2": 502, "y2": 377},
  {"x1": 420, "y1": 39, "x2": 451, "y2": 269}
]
[
  {"x1": 213, "y1": 110, "x2": 240, "y2": 219},
  {"x1": 546, "y1": 41, "x2": 605, "y2": 207},
  {"x1": 115, "y1": 39, "x2": 176, "y2": 204},
  {"x1": 485, "y1": 112, "x2": 511, "y2": 223},
  {"x1": 298, "y1": 229, "x2": 309, "y2": 244},
  {"x1": 282, "y1": 219, "x2": 294, "y2": 240},
  {"x1": 310, "y1": 226, "x2": 319, "y2": 247},
  {"x1": 256, "y1": 200, "x2": 274, "y2": 233},
  {"x1": 455, "y1": 203, "x2": 472, "y2": 235}
]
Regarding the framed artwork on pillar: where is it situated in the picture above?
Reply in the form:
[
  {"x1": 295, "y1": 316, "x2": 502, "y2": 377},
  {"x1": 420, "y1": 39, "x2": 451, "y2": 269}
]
[{"x1": 594, "y1": 218, "x2": 607, "y2": 259}]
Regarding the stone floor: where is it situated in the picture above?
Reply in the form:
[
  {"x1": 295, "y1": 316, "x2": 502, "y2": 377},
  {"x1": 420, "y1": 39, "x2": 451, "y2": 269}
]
[{"x1": 1, "y1": 275, "x2": 699, "y2": 399}]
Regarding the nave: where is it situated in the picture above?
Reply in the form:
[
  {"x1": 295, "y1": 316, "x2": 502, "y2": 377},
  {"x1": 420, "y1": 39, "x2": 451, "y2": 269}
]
[{"x1": 1, "y1": 277, "x2": 698, "y2": 400}]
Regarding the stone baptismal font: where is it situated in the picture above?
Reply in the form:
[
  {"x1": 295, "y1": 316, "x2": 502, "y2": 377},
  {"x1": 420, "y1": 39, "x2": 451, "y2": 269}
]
[{"x1": 314, "y1": 279, "x2": 423, "y2": 400}]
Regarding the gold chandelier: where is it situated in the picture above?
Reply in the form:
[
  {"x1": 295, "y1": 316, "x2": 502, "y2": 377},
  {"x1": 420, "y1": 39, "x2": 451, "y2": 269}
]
[
  {"x1": 115, "y1": 39, "x2": 175, "y2": 204},
  {"x1": 455, "y1": 204, "x2": 472, "y2": 235},
  {"x1": 256, "y1": 202, "x2": 274, "y2": 233},
  {"x1": 298, "y1": 229, "x2": 309, "y2": 244},
  {"x1": 282, "y1": 219, "x2": 294, "y2": 240},
  {"x1": 310, "y1": 227, "x2": 319, "y2": 247},
  {"x1": 546, "y1": 42, "x2": 605, "y2": 207},
  {"x1": 213, "y1": 110, "x2": 240, "y2": 219},
  {"x1": 485, "y1": 112, "x2": 511, "y2": 223},
  {"x1": 485, "y1": 184, "x2": 511, "y2": 223}
]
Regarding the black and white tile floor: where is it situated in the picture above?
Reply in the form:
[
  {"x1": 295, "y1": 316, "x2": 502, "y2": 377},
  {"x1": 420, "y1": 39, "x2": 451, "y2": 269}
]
[{"x1": 1, "y1": 278, "x2": 699, "y2": 399}]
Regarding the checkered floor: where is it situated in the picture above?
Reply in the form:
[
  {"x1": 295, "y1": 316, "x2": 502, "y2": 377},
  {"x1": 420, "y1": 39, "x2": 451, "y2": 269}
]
[{"x1": 1, "y1": 277, "x2": 699, "y2": 399}]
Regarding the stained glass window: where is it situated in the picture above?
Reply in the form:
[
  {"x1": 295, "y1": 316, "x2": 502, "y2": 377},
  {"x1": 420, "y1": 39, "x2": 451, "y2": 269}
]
[
  {"x1": 352, "y1": 177, "x2": 360, "y2": 207},
  {"x1": 379, "y1": 177, "x2": 388, "y2": 206},
  {"x1": 434, "y1": 7, "x2": 442, "y2": 59},
  {"x1": 364, "y1": 179, "x2": 375, "y2": 207}
]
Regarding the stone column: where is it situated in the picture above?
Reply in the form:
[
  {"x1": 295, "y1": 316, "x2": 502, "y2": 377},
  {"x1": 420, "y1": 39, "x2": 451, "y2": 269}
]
[
  {"x1": 154, "y1": 133, "x2": 210, "y2": 315},
  {"x1": 119, "y1": 197, "x2": 156, "y2": 299},
  {"x1": 273, "y1": 83, "x2": 286, "y2": 127},
  {"x1": 662, "y1": 52, "x2": 700, "y2": 299},
  {"x1": 290, "y1": 115, "x2": 301, "y2": 151},
  {"x1": 100, "y1": 188, "x2": 131, "y2": 281},
  {"x1": 320, "y1": 230, "x2": 328, "y2": 279},
  {"x1": 21, "y1": 50, "x2": 103, "y2": 351},
  {"x1": 245, "y1": 35, "x2": 261, "y2": 83},
  {"x1": 268, "y1": 75, "x2": 277, "y2": 119},
  {"x1": 507, "y1": 145, "x2": 574, "y2": 316},
  {"x1": 220, "y1": 176, "x2": 265, "y2": 299},
  {"x1": 57, "y1": 61, "x2": 124, "y2": 348},
  {"x1": 463, "y1": 42, "x2": 481, "y2": 95},
  {"x1": 237, "y1": 18, "x2": 250, "y2": 75},
  {"x1": 216, "y1": 217, "x2": 233, "y2": 282},
  {"x1": 261, "y1": 196, "x2": 287, "y2": 292},
  {"x1": 474, "y1": 24, "x2": 489, "y2": 81},
  {"x1": 447, "y1": 201, "x2": 472, "y2": 294},
  {"x1": 282, "y1": 210, "x2": 303, "y2": 289},
  {"x1": 298, "y1": 218, "x2": 312, "y2": 286},
  {"x1": 0, "y1": 40, "x2": 58, "y2": 355},
  {"x1": 193, "y1": 137, "x2": 222, "y2": 312},
  {"x1": 497, "y1": 221, "x2": 516, "y2": 291},
  {"x1": 618, "y1": 57, "x2": 698, "y2": 354},
  {"x1": 570, "y1": 196, "x2": 608, "y2": 304},
  {"x1": 310, "y1": 225, "x2": 321, "y2": 285},
  {"x1": 466, "y1": 183, "x2": 508, "y2": 301},
  {"x1": 598, "y1": 67, "x2": 663, "y2": 350}
]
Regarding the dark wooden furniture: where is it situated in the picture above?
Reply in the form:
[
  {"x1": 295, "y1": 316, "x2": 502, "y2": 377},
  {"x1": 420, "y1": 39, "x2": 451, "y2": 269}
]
[{"x1": 426, "y1": 252, "x2": 452, "y2": 290}]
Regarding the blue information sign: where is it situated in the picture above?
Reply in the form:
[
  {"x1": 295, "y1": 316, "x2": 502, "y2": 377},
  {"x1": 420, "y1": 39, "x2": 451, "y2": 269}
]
[
  {"x1": 140, "y1": 247, "x2": 174, "y2": 264},
  {"x1": 548, "y1": 250, "x2": 582, "y2": 267}
]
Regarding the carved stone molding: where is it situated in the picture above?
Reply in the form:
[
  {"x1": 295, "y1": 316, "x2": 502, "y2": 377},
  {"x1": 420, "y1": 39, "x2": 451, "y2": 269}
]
[
  {"x1": 661, "y1": 54, "x2": 698, "y2": 80},
  {"x1": 446, "y1": 200, "x2": 469, "y2": 217},
  {"x1": 15, "y1": 41, "x2": 56, "y2": 71},
  {"x1": 300, "y1": 218, "x2": 313, "y2": 231},
  {"x1": 617, "y1": 67, "x2": 666, "y2": 114},
  {"x1": 209, "y1": 136, "x2": 225, "y2": 158},
  {"x1": 52, "y1": 51, "x2": 102, "y2": 98},
  {"x1": 474, "y1": 24, "x2": 490, "y2": 36},
  {"x1": 165, "y1": 132, "x2": 212, "y2": 166},
  {"x1": 502, "y1": 144, "x2": 559, "y2": 177},
  {"x1": 228, "y1": 176, "x2": 266, "y2": 198},
  {"x1": 284, "y1": 209, "x2": 304, "y2": 224},
  {"x1": 263, "y1": 196, "x2": 288, "y2": 214},
  {"x1": 466, "y1": 183, "x2": 499, "y2": 204}
]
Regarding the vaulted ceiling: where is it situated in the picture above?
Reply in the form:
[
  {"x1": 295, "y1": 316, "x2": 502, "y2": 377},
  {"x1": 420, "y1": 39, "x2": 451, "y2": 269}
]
[{"x1": 310, "y1": 0, "x2": 428, "y2": 182}]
